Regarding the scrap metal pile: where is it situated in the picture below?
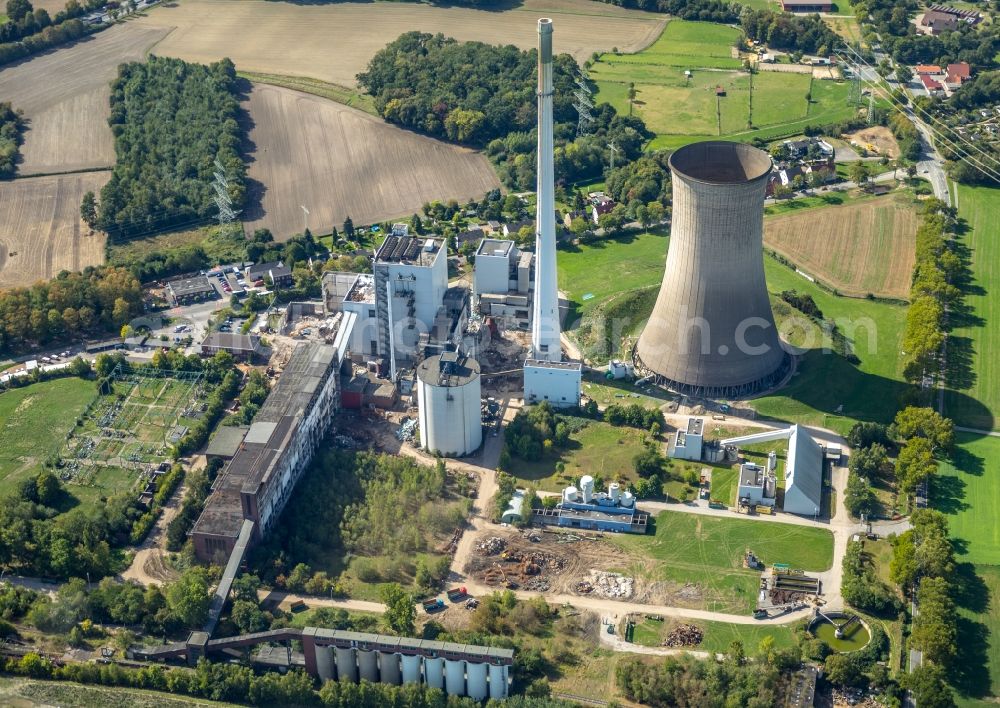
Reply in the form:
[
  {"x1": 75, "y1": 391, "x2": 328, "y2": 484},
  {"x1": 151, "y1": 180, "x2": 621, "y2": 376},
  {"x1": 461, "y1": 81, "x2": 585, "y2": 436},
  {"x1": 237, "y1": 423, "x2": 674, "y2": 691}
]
[{"x1": 664, "y1": 623, "x2": 704, "y2": 648}]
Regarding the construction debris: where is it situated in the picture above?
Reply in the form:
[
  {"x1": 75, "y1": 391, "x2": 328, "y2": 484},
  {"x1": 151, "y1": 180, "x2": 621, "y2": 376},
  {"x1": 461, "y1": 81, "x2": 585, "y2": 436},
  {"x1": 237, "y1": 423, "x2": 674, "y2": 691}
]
[
  {"x1": 395, "y1": 417, "x2": 418, "y2": 442},
  {"x1": 588, "y1": 570, "x2": 634, "y2": 599},
  {"x1": 664, "y1": 623, "x2": 704, "y2": 648},
  {"x1": 476, "y1": 537, "x2": 507, "y2": 556}
]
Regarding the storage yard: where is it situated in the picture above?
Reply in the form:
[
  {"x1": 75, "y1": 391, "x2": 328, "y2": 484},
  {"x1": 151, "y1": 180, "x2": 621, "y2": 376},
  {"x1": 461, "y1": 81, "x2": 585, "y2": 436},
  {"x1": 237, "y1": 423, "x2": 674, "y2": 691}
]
[
  {"x1": 134, "y1": 0, "x2": 665, "y2": 88},
  {"x1": 242, "y1": 84, "x2": 501, "y2": 240}
]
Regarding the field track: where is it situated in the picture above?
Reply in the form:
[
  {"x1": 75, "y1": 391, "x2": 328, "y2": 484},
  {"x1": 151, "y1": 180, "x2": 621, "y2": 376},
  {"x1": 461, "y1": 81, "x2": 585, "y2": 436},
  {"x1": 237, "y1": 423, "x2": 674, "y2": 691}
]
[
  {"x1": 763, "y1": 194, "x2": 917, "y2": 299},
  {"x1": 136, "y1": 0, "x2": 666, "y2": 87},
  {"x1": 0, "y1": 172, "x2": 108, "y2": 288},
  {"x1": 242, "y1": 84, "x2": 501, "y2": 239},
  {"x1": 0, "y1": 22, "x2": 169, "y2": 174}
]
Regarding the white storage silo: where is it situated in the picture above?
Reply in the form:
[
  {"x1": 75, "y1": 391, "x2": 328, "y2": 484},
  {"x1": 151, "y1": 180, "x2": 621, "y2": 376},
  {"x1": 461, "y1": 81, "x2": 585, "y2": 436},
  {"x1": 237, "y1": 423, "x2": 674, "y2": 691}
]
[
  {"x1": 621, "y1": 491, "x2": 635, "y2": 508},
  {"x1": 358, "y1": 650, "x2": 379, "y2": 682},
  {"x1": 466, "y1": 662, "x2": 489, "y2": 700},
  {"x1": 425, "y1": 657, "x2": 445, "y2": 688},
  {"x1": 335, "y1": 647, "x2": 357, "y2": 682},
  {"x1": 768, "y1": 450, "x2": 778, "y2": 471},
  {"x1": 580, "y1": 475, "x2": 595, "y2": 503},
  {"x1": 563, "y1": 485, "x2": 578, "y2": 503},
  {"x1": 609, "y1": 482, "x2": 621, "y2": 503},
  {"x1": 489, "y1": 664, "x2": 509, "y2": 699},
  {"x1": 401, "y1": 654, "x2": 422, "y2": 684},
  {"x1": 417, "y1": 353, "x2": 483, "y2": 457},
  {"x1": 379, "y1": 652, "x2": 401, "y2": 684},
  {"x1": 315, "y1": 646, "x2": 334, "y2": 682},
  {"x1": 444, "y1": 659, "x2": 466, "y2": 696}
]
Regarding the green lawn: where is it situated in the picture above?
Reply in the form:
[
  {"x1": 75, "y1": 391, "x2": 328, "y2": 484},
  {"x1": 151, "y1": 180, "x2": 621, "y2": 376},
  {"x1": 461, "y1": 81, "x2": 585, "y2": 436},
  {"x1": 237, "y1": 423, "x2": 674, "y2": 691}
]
[
  {"x1": 631, "y1": 616, "x2": 798, "y2": 654},
  {"x1": 954, "y1": 564, "x2": 1000, "y2": 706},
  {"x1": 0, "y1": 377, "x2": 96, "y2": 496},
  {"x1": 934, "y1": 433, "x2": 1000, "y2": 566},
  {"x1": 610, "y1": 511, "x2": 833, "y2": 613},
  {"x1": 945, "y1": 184, "x2": 1000, "y2": 431}
]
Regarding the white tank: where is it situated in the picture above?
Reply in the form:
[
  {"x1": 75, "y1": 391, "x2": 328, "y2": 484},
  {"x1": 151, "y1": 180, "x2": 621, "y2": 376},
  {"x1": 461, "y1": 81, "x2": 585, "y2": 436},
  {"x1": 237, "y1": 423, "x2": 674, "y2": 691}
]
[
  {"x1": 358, "y1": 650, "x2": 378, "y2": 682},
  {"x1": 466, "y1": 662, "x2": 489, "y2": 700},
  {"x1": 580, "y1": 475, "x2": 595, "y2": 503},
  {"x1": 489, "y1": 664, "x2": 508, "y2": 700},
  {"x1": 768, "y1": 450, "x2": 778, "y2": 471},
  {"x1": 621, "y1": 491, "x2": 635, "y2": 508},
  {"x1": 401, "y1": 654, "x2": 422, "y2": 684},
  {"x1": 563, "y1": 485, "x2": 578, "y2": 502},
  {"x1": 609, "y1": 482, "x2": 621, "y2": 503},
  {"x1": 379, "y1": 652, "x2": 401, "y2": 684},
  {"x1": 417, "y1": 353, "x2": 483, "y2": 457},
  {"x1": 425, "y1": 657, "x2": 445, "y2": 689},
  {"x1": 315, "y1": 646, "x2": 334, "y2": 682},
  {"x1": 445, "y1": 659, "x2": 466, "y2": 696},
  {"x1": 335, "y1": 647, "x2": 357, "y2": 682}
]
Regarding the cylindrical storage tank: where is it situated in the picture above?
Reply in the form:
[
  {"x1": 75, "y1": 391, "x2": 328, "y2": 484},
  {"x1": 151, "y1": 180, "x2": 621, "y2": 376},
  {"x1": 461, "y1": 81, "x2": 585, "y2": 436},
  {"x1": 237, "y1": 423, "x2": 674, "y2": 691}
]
[
  {"x1": 335, "y1": 647, "x2": 357, "y2": 683},
  {"x1": 635, "y1": 141, "x2": 786, "y2": 398},
  {"x1": 563, "y1": 485, "x2": 578, "y2": 502},
  {"x1": 316, "y1": 646, "x2": 334, "y2": 682},
  {"x1": 417, "y1": 353, "x2": 483, "y2": 457},
  {"x1": 768, "y1": 450, "x2": 778, "y2": 471},
  {"x1": 609, "y1": 482, "x2": 621, "y2": 503},
  {"x1": 444, "y1": 659, "x2": 466, "y2": 696},
  {"x1": 580, "y1": 475, "x2": 594, "y2": 503},
  {"x1": 358, "y1": 650, "x2": 378, "y2": 682},
  {"x1": 489, "y1": 664, "x2": 509, "y2": 700},
  {"x1": 379, "y1": 652, "x2": 401, "y2": 684},
  {"x1": 425, "y1": 657, "x2": 445, "y2": 689},
  {"x1": 466, "y1": 661, "x2": 488, "y2": 700},
  {"x1": 621, "y1": 491, "x2": 634, "y2": 508},
  {"x1": 401, "y1": 654, "x2": 422, "y2": 684}
]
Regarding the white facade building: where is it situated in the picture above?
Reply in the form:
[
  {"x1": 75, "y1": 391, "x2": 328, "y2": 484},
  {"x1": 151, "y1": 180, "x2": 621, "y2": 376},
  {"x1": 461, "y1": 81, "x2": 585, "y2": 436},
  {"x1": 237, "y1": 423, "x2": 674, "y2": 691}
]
[
  {"x1": 524, "y1": 359, "x2": 581, "y2": 408},
  {"x1": 474, "y1": 239, "x2": 517, "y2": 296},
  {"x1": 671, "y1": 417, "x2": 704, "y2": 461},
  {"x1": 737, "y1": 462, "x2": 776, "y2": 507},
  {"x1": 417, "y1": 352, "x2": 483, "y2": 457}
]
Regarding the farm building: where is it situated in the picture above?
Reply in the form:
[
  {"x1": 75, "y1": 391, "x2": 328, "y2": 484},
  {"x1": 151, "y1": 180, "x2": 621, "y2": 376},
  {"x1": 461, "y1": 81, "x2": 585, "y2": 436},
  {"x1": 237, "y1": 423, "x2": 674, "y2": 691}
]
[
  {"x1": 167, "y1": 275, "x2": 217, "y2": 306},
  {"x1": 721, "y1": 424, "x2": 825, "y2": 517},
  {"x1": 780, "y1": 0, "x2": 833, "y2": 11},
  {"x1": 201, "y1": 332, "x2": 267, "y2": 363}
]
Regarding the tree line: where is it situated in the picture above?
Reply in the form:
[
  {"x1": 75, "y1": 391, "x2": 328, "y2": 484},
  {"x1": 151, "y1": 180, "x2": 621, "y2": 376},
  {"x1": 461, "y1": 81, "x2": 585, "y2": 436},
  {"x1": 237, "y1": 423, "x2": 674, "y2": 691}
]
[
  {"x1": 89, "y1": 56, "x2": 246, "y2": 240},
  {"x1": 0, "y1": 101, "x2": 24, "y2": 179},
  {"x1": 358, "y1": 32, "x2": 649, "y2": 191},
  {"x1": 0, "y1": 0, "x2": 101, "y2": 66},
  {"x1": 0, "y1": 265, "x2": 143, "y2": 355}
]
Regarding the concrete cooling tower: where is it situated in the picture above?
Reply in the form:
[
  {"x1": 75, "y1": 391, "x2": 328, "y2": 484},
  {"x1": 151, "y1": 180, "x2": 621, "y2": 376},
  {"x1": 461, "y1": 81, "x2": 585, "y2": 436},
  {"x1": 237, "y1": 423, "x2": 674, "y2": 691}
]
[{"x1": 635, "y1": 141, "x2": 788, "y2": 398}]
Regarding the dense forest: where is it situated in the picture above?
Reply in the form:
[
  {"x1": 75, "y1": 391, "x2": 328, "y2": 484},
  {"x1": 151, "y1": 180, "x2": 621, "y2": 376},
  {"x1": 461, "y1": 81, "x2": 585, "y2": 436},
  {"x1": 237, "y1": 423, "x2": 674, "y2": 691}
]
[
  {"x1": 0, "y1": 265, "x2": 143, "y2": 353},
  {"x1": 738, "y1": 8, "x2": 842, "y2": 55},
  {"x1": 0, "y1": 0, "x2": 102, "y2": 66},
  {"x1": 358, "y1": 32, "x2": 649, "y2": 190},
  {"x1": 0, "y1": 101, "x2": 24, "y2": 179},
  {"x1": 95, "y1": 56, "x2": 247, "y2": 239}
]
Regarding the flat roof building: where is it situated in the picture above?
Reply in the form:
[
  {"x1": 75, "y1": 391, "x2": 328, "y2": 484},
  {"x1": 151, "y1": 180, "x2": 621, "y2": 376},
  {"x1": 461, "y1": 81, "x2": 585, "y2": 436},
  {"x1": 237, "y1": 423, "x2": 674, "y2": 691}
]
[
  {"x1": 191, "y1": 343, "x2": 340, "y2": 561},
  {"x1": 201, "y1": 332, "x2": 267, "y2": 363},
  {"x1": 671, "y1": 417, "x2": 704, "y2": 461},
  {"x1": 205, "y1": 425, "x2": 249, "y2": 461},
  {"x1": 523, "y1": 359, "x2": 582, "y2": 408},
  {"x1": 167, "y1": 275, "x2": 217, "y2": 306}
]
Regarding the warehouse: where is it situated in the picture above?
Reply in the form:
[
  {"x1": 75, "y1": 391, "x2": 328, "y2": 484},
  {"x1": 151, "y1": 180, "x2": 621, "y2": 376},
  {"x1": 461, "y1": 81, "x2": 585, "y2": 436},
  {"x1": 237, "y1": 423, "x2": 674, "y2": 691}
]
[
  {"x1": 191, "y1": 342, "x2": 341, "y2": 561},
  {"x1": 200, "y1": 332, "x2": 267, "y2": 363},
  {"x1": 167, "y1": 275, "x2": 218, "y2": 306}
]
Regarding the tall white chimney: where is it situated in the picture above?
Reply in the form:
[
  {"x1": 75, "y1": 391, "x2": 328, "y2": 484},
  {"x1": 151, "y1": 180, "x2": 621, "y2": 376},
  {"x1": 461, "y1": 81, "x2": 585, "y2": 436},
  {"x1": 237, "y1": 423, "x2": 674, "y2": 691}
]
[{"x1": 530, "y1": 18, "x2": 561, "y2": 363}]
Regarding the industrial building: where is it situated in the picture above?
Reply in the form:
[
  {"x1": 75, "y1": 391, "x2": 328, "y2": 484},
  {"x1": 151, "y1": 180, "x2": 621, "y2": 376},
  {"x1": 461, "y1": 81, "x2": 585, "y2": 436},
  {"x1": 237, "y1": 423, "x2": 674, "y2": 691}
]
[
  {"x1": 721, "y1": 425, "x2": 824, "y2": 517},
  {"x1": 523, "y1": 19, "x2": 583, "y2": 406},
  {"x1": 205, "y1": 425, "x2": 249, "y2": 462},
  {"x1": 191, "y1": 342, "x2": 341, "y2": 561},
  {"x1": 200, "y1": 332, "x2": 267, "y2": 363},
  {"x1": 737, "y1": 461, "x2": 777, "y2": 508},
  {"x1": 416, "y1": 352, "x2": 483, "y2": 457},
  {"x1": 166, "y1": 275, "x2": 217, "y2": 306},
  {"x1": 373, "y1": 235, "x2": 449, "y2": 376},
  {"x1": 474, "y1": 238, "x2": 534, "y2": 330},
  {"x1": 635, "y1": 141, "x2": 788, "y2": 398},
  {"x1": 134, "y1": 628, "x2": 513, "y2": 700},
  {"x1": 535, "y1": 476, "x2": 648, "y2": 533},
  {"x1": 671, "y1": 417, "x2": 704, "y2": 461}
]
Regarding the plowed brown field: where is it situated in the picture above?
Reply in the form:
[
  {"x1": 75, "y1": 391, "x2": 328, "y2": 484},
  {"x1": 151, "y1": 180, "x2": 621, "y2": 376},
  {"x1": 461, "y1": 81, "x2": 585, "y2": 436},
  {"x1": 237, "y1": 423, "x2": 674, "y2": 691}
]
[
  {"x1": 242, "y1": 84, "x2": 501, "y2": 240},
  {"x1": 136, "y1": 0, "x2": 666, "y2": 87},
  {"x1": 764, "y1": 193, "x2": 918, "y2": 299},
  {"x1": 0, "y1": 173, "x2": 108, "y2": 288}
]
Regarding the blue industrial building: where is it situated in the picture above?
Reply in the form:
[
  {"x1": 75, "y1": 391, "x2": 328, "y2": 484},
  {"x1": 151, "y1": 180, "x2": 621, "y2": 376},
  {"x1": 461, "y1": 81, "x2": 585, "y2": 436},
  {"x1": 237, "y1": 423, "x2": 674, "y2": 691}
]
[{"x1": 531, "y1": 477, "x2": 650, "y2": 534}]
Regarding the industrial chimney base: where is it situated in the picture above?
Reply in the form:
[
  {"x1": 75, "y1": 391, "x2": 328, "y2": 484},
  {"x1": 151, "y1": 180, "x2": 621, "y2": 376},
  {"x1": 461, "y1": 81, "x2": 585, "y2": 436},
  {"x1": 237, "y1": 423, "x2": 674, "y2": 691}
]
[{"x1": 631, "y1": 348, "x2": 791, "y2": 400}]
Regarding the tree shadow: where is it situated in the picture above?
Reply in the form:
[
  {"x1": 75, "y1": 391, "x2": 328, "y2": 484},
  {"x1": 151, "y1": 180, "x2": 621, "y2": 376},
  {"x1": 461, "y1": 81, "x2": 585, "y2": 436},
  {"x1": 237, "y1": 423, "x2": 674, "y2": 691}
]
[
  {"x1": 951, "y1": 615, "x2": 992, "y2": 700},
  {"x1": 953, "y1": 562, "x2": 990, "y2": 613},
  {"x1": 928, "y1": 473, "x2": 967, "y2": 515},
  {"x1": 950, "y1": 445, "x2": 984, "y2": 476}
]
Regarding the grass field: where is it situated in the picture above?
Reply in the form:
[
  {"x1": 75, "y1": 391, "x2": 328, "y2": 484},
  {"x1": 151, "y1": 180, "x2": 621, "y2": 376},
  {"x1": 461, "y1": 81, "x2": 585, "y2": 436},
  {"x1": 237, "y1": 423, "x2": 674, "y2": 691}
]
[
  {"x1": 945, "y1": 185, "x2": 1000, "y2": 431},
  {"x1": 136, "y1": 0, "x2": 665, "y2": 88},
  {"x1": 0, "y1": 173, "x2": 108, "y2": 289},
  {"x1": 0, "y1": 23, "x2": 167, "y2": 175},
  {"x1": 763, "y1": 190, "x2": 919, "y2": 299},
  {"x1": 590, "y1": 19, "x2": 855, "y2": 149},
  {"x1": 237, "y1": 71, "x2": 377, "y2": 115},
  {"x1": 242, "y1": 84, "x2": 500, "y2": 239},
  {"x1": 610, "y1": 512, "x2": 833, "y2": 613},
  {"x1": 934, "y1": 433, "x2": 1000, "y2": 566},
  {"x1": 631, "y1": 615, "x2": 798, "y2": 654},
  {"x1": 0, "y1": 377, "x2": 96, "y2": 497}
]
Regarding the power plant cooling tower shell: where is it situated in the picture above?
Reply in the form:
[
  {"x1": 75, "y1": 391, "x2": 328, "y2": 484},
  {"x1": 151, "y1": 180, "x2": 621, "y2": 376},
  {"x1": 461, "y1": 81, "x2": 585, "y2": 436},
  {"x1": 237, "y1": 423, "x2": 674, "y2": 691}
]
[{"x1": 636, "y1": 141, "x2": 788, "y2": 397}]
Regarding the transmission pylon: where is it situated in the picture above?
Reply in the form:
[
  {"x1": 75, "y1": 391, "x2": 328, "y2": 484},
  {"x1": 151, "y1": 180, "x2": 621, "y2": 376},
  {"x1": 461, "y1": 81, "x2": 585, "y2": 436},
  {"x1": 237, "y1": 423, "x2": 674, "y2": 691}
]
[
  {"x1": 212, "y1": 158, "x2": 240, "y2": 226},
  {"x1": 574, "y1": 72, "x2": 595, "y2": 137}
]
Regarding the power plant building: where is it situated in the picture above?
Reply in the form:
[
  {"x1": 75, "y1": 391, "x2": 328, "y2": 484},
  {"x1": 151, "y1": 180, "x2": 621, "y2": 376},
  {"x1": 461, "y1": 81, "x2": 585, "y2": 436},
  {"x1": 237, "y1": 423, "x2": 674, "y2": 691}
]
[
  {"x1": 670, "y1": 417, "x2": 704, "y2": 461},
  {"x1": 416, "y1": 352, "x2": 483, "y2": 457},
  {"x1": 636, "y1": 141, "x2": 788, "y2": 398},
  {"x1": 523, "y1": 359, "x2": 581, "y2": 408},
  {"x1": 191, "y1": 343, "x2": 341, "y2": 561},
  {"x1": 475, "y1": 239, "x2": 534, "y2": 330}
]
